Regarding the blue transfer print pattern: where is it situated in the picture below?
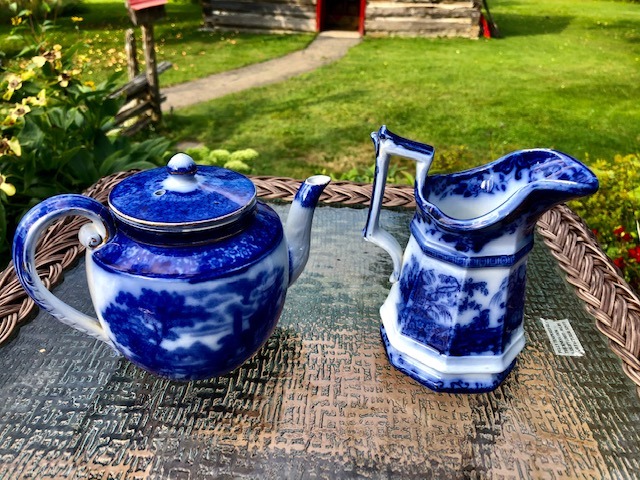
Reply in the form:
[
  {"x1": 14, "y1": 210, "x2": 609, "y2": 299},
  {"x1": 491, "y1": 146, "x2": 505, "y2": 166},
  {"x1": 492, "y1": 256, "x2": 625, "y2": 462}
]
[
  {"x1": 109, "y1": 164, "x2": 256, "y2": 227},
  {"x1": 381, "y1": 326, "x2": 517, "y2": 394},
  {"x1": 414, "y1": 149, "x2": 599, "y2": 254},
  {"x1": 397, "y1": 255, "x2": 527, "y2": 357},
  {"x1": 491, "y1": 263, "x2": 527, "y2": 350},
  {"x1": 366, "y1": 128, "x2": 598, "y2": 393},
  {"x1": 294, "y1": 176, "x2": 332, "y2": 209},
  {"x1": 93, "y1": 204, "x2": 283, "y2": 282},
  {"x1": 103, "y1": 266, "x2": 287, "y2": 380}
]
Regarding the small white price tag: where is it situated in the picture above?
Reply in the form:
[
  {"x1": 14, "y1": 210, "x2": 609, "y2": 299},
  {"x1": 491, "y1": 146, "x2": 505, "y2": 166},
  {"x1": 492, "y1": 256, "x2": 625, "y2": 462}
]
[{"x1": 540, "y1": 318, "x2": 585, "y2": 357}]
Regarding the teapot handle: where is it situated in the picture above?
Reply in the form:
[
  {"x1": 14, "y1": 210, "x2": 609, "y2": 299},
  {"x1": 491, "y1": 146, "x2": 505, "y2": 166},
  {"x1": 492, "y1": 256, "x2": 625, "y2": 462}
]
[
  {"x1": 363, "y1": 126, "x2": 435, "y2": 283},
  {"x1": 12, "y1": 194, "x2": 117, "y2": 348}
]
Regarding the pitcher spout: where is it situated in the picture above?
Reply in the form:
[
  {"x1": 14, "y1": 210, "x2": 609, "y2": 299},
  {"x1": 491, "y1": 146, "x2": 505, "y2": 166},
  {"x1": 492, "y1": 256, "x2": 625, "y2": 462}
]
[
  {"x1": 411, "y1": 148, "x2": 599, "y2": 258},
  {"x1": 285, "y1": 175, "x2": 331, "y2": 285},
  {"x1": 416, "y1": 148, "x2": 599, "y2": 232}
]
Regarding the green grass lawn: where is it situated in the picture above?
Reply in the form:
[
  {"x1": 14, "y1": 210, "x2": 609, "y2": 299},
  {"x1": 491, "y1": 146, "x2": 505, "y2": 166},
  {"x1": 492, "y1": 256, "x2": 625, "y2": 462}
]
[
  {"x1": 161, "y1": 0, "x2": 640, "y2": 180},
  {"x1": 2, "y1": 0, "x2": 638, "y2": 179},
  {"x1": 0, "y1": 0, "x2": 314, "y2": 87}
]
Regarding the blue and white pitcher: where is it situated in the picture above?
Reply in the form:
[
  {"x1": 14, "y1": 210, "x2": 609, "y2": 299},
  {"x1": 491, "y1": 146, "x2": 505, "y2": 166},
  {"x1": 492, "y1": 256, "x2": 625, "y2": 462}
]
[{"x1": 364, "y1": 126, "x2": 598, "y2": 393}]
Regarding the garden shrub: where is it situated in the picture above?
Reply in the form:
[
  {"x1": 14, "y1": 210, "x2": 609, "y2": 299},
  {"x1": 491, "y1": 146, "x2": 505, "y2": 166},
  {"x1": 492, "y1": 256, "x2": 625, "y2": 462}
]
[
  {"x1": 0, "y1": 0, "x2": 82, "y2": 23},
  {"x1": 184, "y1": 145, "x2": 258, "y2": 174},
  {"x1": 570, "y1": 153, "x2": 640, "y2": 292},
  {"x1": 0, "y1": 9, "x2": 171, "y2": 266},
  {"x1": 208, "y1": 149, "x2": 231, "y2": 165}
]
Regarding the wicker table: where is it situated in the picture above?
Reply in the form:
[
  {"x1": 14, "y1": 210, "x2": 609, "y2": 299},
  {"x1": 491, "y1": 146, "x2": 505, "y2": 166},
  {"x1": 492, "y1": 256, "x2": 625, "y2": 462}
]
[{"x1": 1, "y1": 174, "x2": 639, "y2": 479}]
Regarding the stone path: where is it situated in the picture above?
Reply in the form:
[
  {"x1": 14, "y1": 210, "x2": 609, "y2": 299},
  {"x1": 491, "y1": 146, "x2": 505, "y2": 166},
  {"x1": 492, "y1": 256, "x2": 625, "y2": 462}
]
[{"x1": 162, "y1": 31, "x2": 361, "y2": 112}]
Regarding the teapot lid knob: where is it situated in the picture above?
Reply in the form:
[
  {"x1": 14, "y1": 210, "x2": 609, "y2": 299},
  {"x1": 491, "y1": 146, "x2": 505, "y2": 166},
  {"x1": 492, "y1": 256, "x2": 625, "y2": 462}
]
[{"x1": 167, "y1": 153, "x2": 197, "y2": 176}]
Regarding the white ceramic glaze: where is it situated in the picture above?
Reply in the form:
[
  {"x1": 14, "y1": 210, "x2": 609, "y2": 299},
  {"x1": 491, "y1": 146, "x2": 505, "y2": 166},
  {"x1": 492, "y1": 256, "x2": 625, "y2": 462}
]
[
  {"x1": 365, "y1": 126, "x2": 599, "y2": 393},
  {"x1": 13, "y1": 154, "x2": 330, "y2": 380}
]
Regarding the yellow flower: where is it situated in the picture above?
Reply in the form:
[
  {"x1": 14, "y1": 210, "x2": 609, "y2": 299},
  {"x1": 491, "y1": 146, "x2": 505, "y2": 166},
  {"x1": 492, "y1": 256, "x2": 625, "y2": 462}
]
[
  {"x1": 58, "y1": 72, "x2": 71, "y2": 88},
  {"x1": 6, "y1": 138, "x2": 21, "y2": 157},
  {"x1": 0, "y1": 136, "x2": 22, "y2": 158},
  {"x1": 32, "y1": 56, "x2": 46, "y2": 68},
  {"x1": 43, "y1": 46, "x2": 62, "y2": 64},
  {"x1": 8, "y1": 102, "x2": 31, "y2": 121},
  {"x1": 83, "y1": 80, "x2": 96, "y2": 90},
  {"x1": 25, "y1": 89, "x2": 47, "y2": 107},
  {"x1": 5, "y1": 74, "x2": 22, "y2": 91},
  {"x1": 2, "y1": 73, "x2": 23, "y2": 101},
  {"x1": 0, "y1": 174, "x2": 16, "y2": 196},
  {"x1": 35, "y1": 89, "x2": 46, "y2": 106},
  {"x1": 10, "y1": 16, "x2": 22, "y2": 26},
  {"x1": 71, "y1": 16, "x2": 83, "y2": 22},
  {"x1": 20, "y1": 70, "x2": 35, "y2": 82}
]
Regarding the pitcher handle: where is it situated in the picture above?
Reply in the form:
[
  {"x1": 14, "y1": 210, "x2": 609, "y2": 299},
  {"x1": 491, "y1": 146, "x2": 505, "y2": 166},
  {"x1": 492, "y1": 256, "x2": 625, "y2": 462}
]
[
  {"x1": 363, "y1": 126, "x2": 435, "y2": 283},
  {"x1": 12, "y1": 194, "x2": 117, "y2": 348}
]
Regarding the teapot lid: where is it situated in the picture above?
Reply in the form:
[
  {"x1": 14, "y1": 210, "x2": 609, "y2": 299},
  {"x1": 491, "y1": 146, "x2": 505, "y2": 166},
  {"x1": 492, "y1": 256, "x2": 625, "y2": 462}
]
[{"x1": 108, "y1": 153, "x2": 257, "y2": 232}]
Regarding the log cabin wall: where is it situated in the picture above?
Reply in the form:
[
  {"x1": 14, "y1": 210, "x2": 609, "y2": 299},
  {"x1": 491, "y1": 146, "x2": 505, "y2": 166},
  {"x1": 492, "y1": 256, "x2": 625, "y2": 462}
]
[
  {"x1": 202, "y1": 0, "x2": 317, "y2": 34},
  {"x1": 366, "y1": 1, "x2": 480, "y2": 38},
  {"x1": 202, "y1": 0, "x2": 481, "y2": 38}
]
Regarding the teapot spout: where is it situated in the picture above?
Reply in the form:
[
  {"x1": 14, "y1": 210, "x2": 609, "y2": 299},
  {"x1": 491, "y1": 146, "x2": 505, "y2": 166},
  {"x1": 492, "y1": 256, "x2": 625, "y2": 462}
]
[{"x1": 285, "y1": 175, "x2": 331, "y2": 285}]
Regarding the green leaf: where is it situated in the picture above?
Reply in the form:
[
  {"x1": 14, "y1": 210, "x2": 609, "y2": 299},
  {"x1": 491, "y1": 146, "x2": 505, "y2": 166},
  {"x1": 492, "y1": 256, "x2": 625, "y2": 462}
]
[
  {"x1": 63, "y1": 42, "x2": 81, "y2": 59},
  {"x1": 400, "y1": 171, "x2": 416, "y2": 186},
  {"x1": 97, "y1": 138, "x2": 171, "y2": 177},
  {"x1": 0, "y1": 200, "x2": 6, "y2": 237},
  {"x1": 26, "y1": 185, "x2": 63, "y2": 199},
  {"x1": 41, "y1": 20, "x2": 57, "y2": 31},
  {"x1": 17, "y1": 45, "x2": 40, "y2": 59},
  {"x1": 137, "y1": 138, "x2": 172, "y2": 162},
  {"x1": 0, "y1": 201, "x2": 7, "y2": 267},
  {"x1": 17, "y1": 119, "x2": 45, "y2": 149},
  {"x1": 66, "y1": 150, "x2": 99, "y2": 186},
  {"x1": 97, "y1": 149, "x2": 126, "y2": 177},
  {"x1": 72, "y1": 108, "x2": 85, "y2": 128},
  {"x1": 47, "y1": 108, "x2": 68, "y2": 130}
]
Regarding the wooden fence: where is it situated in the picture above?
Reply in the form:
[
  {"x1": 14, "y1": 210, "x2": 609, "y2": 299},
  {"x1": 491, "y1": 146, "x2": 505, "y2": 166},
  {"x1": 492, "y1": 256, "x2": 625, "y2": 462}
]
[{"x1": 109, "y1": 28, "x2": 172, "y2": 136}]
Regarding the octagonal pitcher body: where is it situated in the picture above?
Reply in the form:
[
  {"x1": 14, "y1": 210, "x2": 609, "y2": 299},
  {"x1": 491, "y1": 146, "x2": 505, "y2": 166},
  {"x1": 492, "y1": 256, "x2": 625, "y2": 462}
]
[{"x1": 364, "y1": 126, "x2": 598, "y2": 393}]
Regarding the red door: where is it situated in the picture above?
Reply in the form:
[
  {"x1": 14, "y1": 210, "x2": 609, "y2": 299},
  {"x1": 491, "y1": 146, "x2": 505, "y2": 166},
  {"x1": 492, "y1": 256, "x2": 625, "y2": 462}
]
[{"x1": 316, "y1": 0, "x2": 365, "y2": 34}]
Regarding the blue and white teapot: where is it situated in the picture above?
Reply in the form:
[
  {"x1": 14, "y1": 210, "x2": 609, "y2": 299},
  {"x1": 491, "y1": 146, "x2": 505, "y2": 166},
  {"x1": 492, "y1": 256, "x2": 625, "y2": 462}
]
[
  {"x1": 364, "y1": 126, "x2": 598, "y2": 393},
  {"x1": 13, "y1": 154, "x2": 330, "y2": 380}
]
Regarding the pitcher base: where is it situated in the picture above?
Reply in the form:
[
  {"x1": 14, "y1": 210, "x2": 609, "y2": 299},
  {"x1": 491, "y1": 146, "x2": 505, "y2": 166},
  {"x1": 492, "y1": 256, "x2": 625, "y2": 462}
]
[{"x1": 380, "y1": 326, "x2": 516, "y2": 393}]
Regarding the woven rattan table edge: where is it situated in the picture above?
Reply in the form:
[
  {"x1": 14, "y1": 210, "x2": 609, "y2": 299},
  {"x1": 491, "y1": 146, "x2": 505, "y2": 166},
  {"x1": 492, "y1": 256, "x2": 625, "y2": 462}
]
[{"x1": 1, "y1": 171, "x2": 639, "y2": 398}]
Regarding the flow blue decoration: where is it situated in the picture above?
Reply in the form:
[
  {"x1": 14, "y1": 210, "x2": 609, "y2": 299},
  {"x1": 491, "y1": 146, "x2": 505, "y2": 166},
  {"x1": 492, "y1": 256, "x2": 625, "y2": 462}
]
[
  {"x1": 364, "y1": 126, "x2": 598, "y2": 393},
  {"x1": 13, "y1": 154, "x2": 330, "y2": 381}
]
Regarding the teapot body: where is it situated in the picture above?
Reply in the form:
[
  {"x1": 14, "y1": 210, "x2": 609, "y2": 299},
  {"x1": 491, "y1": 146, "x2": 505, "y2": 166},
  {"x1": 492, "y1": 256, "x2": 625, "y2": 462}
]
[
  {"x1": 87, "y1": 203, "x2": 288, "y2": 380},
  {"x1": 12, "y1": 156, "x2": 330, "y2": 381}
]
